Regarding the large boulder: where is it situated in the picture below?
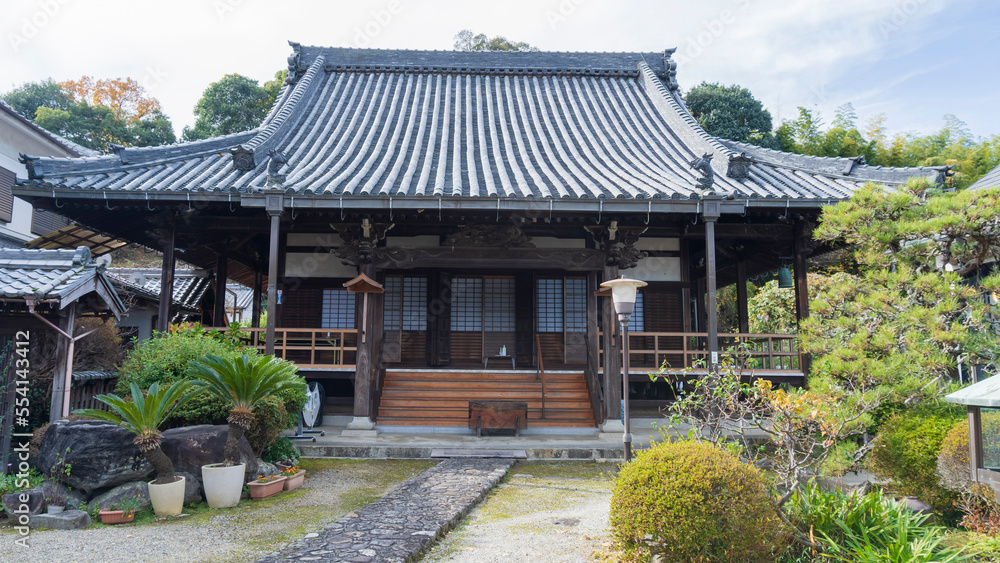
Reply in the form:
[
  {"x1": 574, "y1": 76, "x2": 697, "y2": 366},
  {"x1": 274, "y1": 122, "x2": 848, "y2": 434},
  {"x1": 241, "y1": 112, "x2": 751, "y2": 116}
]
[
  {"x1": 2, "y1": 488, "x2": 45, "y2": 519},
  {"x1": 176, "y1": 472, "x2": 203, "y2": 505},
  {"x1": 160, "y1": 425, "x2": 258, "y2": 484},
  {"x1": 90, "y1": 481, "x2": 151, "y2": 511},
  {"x1": 38, "y1": 421, "x2": 151, "y2": 494}
]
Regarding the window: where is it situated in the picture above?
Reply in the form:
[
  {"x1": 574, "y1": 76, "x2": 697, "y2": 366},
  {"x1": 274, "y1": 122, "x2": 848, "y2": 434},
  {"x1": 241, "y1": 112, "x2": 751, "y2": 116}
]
[
  {"x1": 384, "y1": 276, "x2": 427, "y2": 331},
  {"x1": 565, "y1": 278, "x2": 587, "y2": 333},
  {"x1": 484, "y1": 277, "x2": 516, "y2": 331},
  {"x1": 451, "y1": 277, "x2": 483, "y2": 331},
  {"x1": 632, "y1": 292, "x2": 645, "y2": 332},
  {"x1": 321, "y1": 289, "x2": 356, "y2": 329},
  {"x1": 536, "y1": 278, "x2": 564, "y2": 332}
]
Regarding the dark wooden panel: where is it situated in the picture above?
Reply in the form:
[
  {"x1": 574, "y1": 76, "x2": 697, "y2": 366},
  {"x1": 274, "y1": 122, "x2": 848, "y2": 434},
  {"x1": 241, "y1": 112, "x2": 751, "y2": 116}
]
[
  {"x1": 0, "y1": 167, "x2": 14, "y2": 223},
  {"x1": 31, "y1": 208, "x2": 70, "y2": 236},
  {"x1": 400, "y1": 330, "x2": 426, "y2": 364},
  {"x1": 451, "y1": 332, "x2": 482, "y2": 362},
  {"x1": 428, "y1": 272, "x2": 450, "y2": 366},
  {"x1": 282, "y1": 287, "x2": 322, "y2": 328},
  {"x1": 643, "y1": 288, "x2": 684, "y2": 368},
  {"x1": 537, "y1": 333, "x2": 563, "y2": 366},
  {"x1": 515, "y1": 273, "x2": 534, "y2": 366}
]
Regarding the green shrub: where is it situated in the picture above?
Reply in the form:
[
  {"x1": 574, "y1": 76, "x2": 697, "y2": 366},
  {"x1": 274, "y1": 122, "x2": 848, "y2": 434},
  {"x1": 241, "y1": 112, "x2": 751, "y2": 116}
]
[
  {"x1": 610, "y1": 440, "x2": 788, "y2": 562},
  {"x1": 116, "y1": 327, "x2": 306, "y2": 456},
  {"x1": 937, "y1": 420, "x2": 972, "y2": 493},
  {"x1": 0, "y1": 468, "x2": 43, "y2": 496},
  {"x1": 786, "y1": 484, "x2": 970, "y2": 562},
  {"x1": 867, "y1": 403, "x2": 962, "y2": 516},
  {"x1": 262, "y1": 437, "x2": 300, "y2": 464}
]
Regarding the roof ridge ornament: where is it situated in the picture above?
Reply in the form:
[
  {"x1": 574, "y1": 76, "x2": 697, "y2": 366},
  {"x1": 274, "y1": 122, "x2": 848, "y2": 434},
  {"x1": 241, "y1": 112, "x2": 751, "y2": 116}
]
[
  {"x1": 726, "y1": 152, "x2": 754, "y2": 180},
  {"x1": 286, "y1": 41, "x2": 305, "y2": 85},
  {"x1": 18, "y1": 153, "x2": 42, "y2": 180},
  {"x1": 266, "y1": 149, "x2": 287, "y2": 188},
  {"x1": 231, "y1": 145, "x2": 255, "y2": 172},
  {"x1": 662, "y1": 48, "x2": 679, "y2": 90},
  {"x1": 110, "y1": 144, "x2": 129, "y2": 165},
  {"x1": 690, "y1": 152, "x2": 716, "y2": 195}
]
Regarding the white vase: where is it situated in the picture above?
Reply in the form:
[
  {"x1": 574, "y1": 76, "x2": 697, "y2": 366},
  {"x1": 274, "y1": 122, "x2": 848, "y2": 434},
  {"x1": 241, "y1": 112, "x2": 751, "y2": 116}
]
[
  {"x1": 148, "y1": 475, "x2": 186, "y2": 517},
  {"x1": 201, "y1": 463, "x2": 245, "y2": 508},
  {"x1": 46, "y1": 505, "x2": 64, "y2": 514}
]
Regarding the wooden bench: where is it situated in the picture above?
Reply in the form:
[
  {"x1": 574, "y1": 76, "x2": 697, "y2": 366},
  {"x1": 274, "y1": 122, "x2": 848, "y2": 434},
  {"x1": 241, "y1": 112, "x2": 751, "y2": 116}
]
[{"x1": 468, "y1": 401, "x2": 528, "y2": 437}]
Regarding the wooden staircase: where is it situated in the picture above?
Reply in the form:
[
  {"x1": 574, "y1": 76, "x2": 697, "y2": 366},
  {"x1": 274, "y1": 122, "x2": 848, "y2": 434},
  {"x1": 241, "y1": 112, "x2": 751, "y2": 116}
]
[{"x1": 376, "y1": 370, "x2": 596, "y2": 428}]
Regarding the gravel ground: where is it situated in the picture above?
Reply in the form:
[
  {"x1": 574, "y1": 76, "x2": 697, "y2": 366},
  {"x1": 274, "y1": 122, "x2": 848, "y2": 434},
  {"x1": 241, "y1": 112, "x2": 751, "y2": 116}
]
[
  {"x1": 0, "y1": 459, "x2": 433, "y2": 563},
  {"x1": 421, "y1": 464, "x2": 614, "y2": 563}
]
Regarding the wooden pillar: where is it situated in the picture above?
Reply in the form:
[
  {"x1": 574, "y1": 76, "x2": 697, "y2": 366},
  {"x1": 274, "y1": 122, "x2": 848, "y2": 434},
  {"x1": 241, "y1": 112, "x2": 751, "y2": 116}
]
[
  {"x1": 156, "y1": 217, "x2": 176, "y2": 333},
  {"x1": 213, "y1": 251, "x2": 229, "y2": 327},
  {"x1": 705, "y1": 218, "x2": 719, "y2": 367},
  {"x1": 602, "y1": 264, "x2": 622, "y2": 423},
  {"x1": 736, "y1": 257, "x2": 749, "y2": 334},
  {"x1": 352, "y1": 262, "x2": 376, "y2": 419},
  {"x1": 265, "y1": 204, "x2": 282, "y2": 355},
  {"x1": 586, "y1": 271, "x2": 603, "y2": 424},
  {"x1": 970, "y1": 407, "x2": 983, "y2": 482},
  {"x1": 794, "y1": 233, "x2": 811, "y2": 377},
  {"x1": 49, "y1": 303, "x2": 76, "y2": 423},
  {"x1": 252, "y1": 270, "x2": 263, "y2": 328}
]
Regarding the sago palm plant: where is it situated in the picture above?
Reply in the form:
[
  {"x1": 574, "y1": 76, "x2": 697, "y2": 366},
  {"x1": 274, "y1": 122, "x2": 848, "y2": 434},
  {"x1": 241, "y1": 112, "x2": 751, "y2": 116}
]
[
  {"x1": 74, "y1": 380, "x2": 197, "y2": 484},
  {"x1": 188, "y1": 354, "x2": 304, "y2": 466}
]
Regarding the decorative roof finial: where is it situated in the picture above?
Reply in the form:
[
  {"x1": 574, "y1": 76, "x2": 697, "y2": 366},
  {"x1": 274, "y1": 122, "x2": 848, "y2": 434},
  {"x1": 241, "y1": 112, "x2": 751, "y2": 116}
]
[
  {"x1": 662, "y1": 49, "x2": 679, "y2": 90},
  {"x1": 266, "y1": 149, "x2": 288, "y2": 188},
  {"x1": 231, "y1": 145, "x2": 255, "y2": 172},
  {"x1": 690, "y1": 152, "x2": 715, "y2": 195},
  {"x1": 726, "y1": 152, "x2": 754, "y2": 180},
  {"x1": 18, "y1": 154, "x2": 42, "y2": 180}
]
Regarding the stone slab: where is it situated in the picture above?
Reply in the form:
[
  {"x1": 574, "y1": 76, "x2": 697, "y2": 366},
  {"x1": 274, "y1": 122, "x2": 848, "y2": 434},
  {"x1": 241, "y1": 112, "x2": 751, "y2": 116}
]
[
  {"x1": 31, "y1": 509, "x2": 91, "y2": 530},
  {"x1": 258, "y1": 458, "x2": 513, "y2": 563},
  {"x1": 430, "y1": 449, "x2": 527, "y2": 459}
]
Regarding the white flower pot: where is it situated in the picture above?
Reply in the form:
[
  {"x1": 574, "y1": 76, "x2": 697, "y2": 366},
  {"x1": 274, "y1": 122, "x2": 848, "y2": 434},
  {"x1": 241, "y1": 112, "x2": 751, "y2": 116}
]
[
  {"x1": 148, "y1": 475, "x2": 186, "y2": 517},
  {"x1": 202, "y1": 463, "x2": 245, "y2": 508}
]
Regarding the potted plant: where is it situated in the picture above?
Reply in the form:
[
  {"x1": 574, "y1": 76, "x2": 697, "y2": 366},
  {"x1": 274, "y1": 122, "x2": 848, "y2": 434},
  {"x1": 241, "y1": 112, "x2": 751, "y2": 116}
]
[
  {"x1": 42, "y1": 481, "x2": 67, "y2": 514},
  {"x1": 74, "y1": 381, "x2": 197, "y2": 517},
  {"x1": 98, "y1": 494, "x2": 142, "y2": 525},
  {"x1": 280, "y1": 464, "x2": 306, "y2": 491},
  {"x1": 247, "y1": 474, "x2": 287, "y2": 500},
  {"x1": 189, "y1": 354, "x2": 304, "y2": 509}
]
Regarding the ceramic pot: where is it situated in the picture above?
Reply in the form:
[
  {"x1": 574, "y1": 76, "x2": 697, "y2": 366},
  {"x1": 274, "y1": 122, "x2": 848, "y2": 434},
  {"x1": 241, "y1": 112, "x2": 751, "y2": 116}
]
[
  {"x1": 282, "y1": 470, "x2": 307, "y2": 491},
  {"x1": 46, "y1": 505, "x2": 65, "y2": 514},
  {"x1": 248, "y1": 476, "x2": 286, "y2": 500},
  {"x1": 148, "y1": 475, "x2": 186, "y2": 517},
  {"x1": 202, "y1": 463, "x2": 246, "y2": 508}
]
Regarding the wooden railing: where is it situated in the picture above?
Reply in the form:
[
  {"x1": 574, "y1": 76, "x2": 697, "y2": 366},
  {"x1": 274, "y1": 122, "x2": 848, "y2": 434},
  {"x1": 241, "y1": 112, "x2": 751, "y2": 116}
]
[
  {"x1": 602, "y1": 332, "x2": 801, "y2": 372},
  {"x1": 230, "y1": 327, "x2": 358, "y2": 370}
]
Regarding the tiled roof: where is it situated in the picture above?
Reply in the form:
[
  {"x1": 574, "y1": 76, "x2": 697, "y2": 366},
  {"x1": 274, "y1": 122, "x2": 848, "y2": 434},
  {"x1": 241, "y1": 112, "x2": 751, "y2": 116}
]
[
  {"x1": 0, "y1": 246, "x2": 124, "y2": 316},
  {"x1": 720, "y1": 140, "x2": 949, "y2": 186},
  {"x1": 14, "y1": 44, "x2": 947, "y2": 203},
  {"x1": 969, "y1": 163, "x2": 1000, "y2": 191},
  {"x1": 0, "y1": 100, "x2": 101, "y2": 157},
  {"x1": 108, "y1": 268, "x2": 212, "y2": 310}
]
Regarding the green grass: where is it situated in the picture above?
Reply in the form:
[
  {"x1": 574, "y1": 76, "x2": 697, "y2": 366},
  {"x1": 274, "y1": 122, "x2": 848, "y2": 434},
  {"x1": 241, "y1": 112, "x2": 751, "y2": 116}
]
[{"x1": 509, "y1": 460, "x2": 616, "y2": 480}]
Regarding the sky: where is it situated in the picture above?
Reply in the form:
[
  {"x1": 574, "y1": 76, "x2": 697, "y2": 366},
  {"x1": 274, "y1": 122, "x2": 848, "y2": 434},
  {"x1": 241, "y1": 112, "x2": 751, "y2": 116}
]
[{"x1": 2, "y1": 0, "x2": 998, "y2": 140}]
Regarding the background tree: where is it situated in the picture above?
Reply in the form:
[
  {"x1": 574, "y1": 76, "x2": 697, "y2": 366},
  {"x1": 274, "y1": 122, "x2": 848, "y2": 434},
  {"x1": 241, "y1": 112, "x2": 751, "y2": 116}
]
[
  {"x1": 454, "y1": 29, "x2": 538, "y2": 52},
  {"x1": 684, "y1": 82, "x2": 778, "y2": 148},
  {"x1": 2, "y1": 79, "x2": 72, "y2": 120},
  {"x1": 2, "y1": 78, "x2": 175, "y2": 151},
  {"x1": 182, "y1": 74, "x2": 273, "y2": 141}
]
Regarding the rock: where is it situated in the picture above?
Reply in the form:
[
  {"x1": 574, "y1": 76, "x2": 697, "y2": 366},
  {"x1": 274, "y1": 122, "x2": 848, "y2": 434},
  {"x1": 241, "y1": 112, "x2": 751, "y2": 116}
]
[
  {"x1": 30, "y1": 509, "x2": 91, "y2": 530},
  {"x1": 897, "y1": 496, "x2": 934, "y2": 515},
  {"x1": 67, "y1": 488, "x2": 88, "y2": 510},
  {"x1": 255, "y1": 461, "x2": 278, "y2": 480},
  {"x1": 2, "y1": 488, "x2": 45, "y2": 518},
  {"x1": 40, "y1": 481, "x2": 72, "y2": 509},
  {"x1": 160, "y1": 425, "x2": 258, "y2": 483},
  {"x1": 90, "y1": 481, "x2": 151, "y2": 511},
  {"x1": 38, "y1": 420, "x2": 152, "y2": 494},
  {"x1": 175, "y1": 472, "x2": 203, "y2": 505}
]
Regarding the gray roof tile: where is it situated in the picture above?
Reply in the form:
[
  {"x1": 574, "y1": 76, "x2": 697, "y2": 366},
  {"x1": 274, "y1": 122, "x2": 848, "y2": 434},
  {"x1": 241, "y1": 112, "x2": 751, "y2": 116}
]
[
  {"x1": 970, "y1": 163, "x2": 1000, "y2": 191},
  {"x1": 14, "y1": 45, "x2": 947, "y2": 202}
]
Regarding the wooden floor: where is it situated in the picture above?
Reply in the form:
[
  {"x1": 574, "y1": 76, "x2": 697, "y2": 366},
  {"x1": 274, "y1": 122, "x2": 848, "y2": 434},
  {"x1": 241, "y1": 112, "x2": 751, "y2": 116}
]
[{"x1": 376, "y1": 370, "x2": 597, "y2": 428}]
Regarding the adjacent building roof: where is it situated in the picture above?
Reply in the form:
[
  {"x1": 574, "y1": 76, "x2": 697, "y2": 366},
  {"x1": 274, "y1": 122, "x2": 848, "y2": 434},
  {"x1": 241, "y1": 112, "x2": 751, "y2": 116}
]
[
  {"x1": 107, "y1": 273, "x2": 202, "y2": 318},
  {"x1": 25, "y1": 223, "x2": 130, "y2": 256},
  {"x1": 14, "y1": 44, "x2": 948, "y2": 205},
  {"x1": 107, "y1": 267, "x2": 212, "y2": 310},
  {"x1": 0, "y1": 246, "x2": 124, "y2": 317},
  {"x1": 0, "y1": 101, "x2": 101, "y2": 158},
  {"x1": 969, "y1": 163, "x2": 1000, "y2": 191},
  {"x1": 946, "y1": 376, "x2": 1000, "y2": 407}
]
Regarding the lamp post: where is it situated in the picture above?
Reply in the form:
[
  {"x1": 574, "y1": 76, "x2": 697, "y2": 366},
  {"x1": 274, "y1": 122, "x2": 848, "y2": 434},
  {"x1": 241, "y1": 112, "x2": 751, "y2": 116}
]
[{"x1": 600, "y1": 275, "x2": 647, "y2": 462}]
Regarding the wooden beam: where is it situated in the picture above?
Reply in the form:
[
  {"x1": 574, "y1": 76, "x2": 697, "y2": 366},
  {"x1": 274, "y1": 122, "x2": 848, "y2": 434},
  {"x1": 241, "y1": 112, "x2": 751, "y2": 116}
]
[
  {"x1": 213, "y1": 251, "x2": 229, "y2": 327},
  {"x1": 736, "y1": 258, "x2": 749, "y2": 334},
  {"x1": 265, "y1": 210, "x2": 281, "y2": 355},
  {"x1": 49, "y1": 303, "x2": 75, "y2": 423},
  {"x1": 794, "y1": 233, "x2": 811, "y2": 377},
  {"x1": 586, "y1": 271, "x2": 602, "y2": 425},
  {"x1": 353, "y1": 262, "x2": 377, "y2": 418},
  {"x1": 156, "y1": 217, "x2": 175, "y2": 333},
  {"x1": 705, "y1": 218, "x2": 719, "y2": 368},
  {"x1": 374, "y1": 247, "x2": 605, "y2": 271},
  {"x1": 970, "y1": 407, "x2": 983, "y2": 481},
  {"x1": 252, "y1": 269, "x2": 263, "y2": 328},
  {"x1": 602, "y1": 264, "x2": 622, "y2": 423}
]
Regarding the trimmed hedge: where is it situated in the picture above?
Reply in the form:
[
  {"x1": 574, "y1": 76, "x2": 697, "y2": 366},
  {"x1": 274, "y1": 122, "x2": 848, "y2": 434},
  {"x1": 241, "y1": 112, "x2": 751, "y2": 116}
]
[{"x1": 610, "y1": 440, "x2": 788, "y2": 562}]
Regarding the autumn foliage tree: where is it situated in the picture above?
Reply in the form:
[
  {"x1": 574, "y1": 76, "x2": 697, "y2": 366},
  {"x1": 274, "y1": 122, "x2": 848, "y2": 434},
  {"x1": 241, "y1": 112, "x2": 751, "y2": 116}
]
[{"x1": 59, "y1": 76, "x2": 163, "y2": 123}]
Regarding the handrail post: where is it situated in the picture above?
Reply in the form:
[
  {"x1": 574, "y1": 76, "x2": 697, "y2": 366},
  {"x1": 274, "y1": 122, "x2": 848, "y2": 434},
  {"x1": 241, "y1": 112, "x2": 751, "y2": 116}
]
[{"x1": 536, "y1": 334, "x2": 546, "y2": 420}]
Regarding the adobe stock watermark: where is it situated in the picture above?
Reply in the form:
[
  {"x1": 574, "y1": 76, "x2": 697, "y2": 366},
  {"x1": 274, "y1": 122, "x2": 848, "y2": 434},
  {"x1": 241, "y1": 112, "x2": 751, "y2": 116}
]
[
  {"x1": 545, "y1": 0, "x2": 589, "y2": 29},
  {"x1": 213, "y1": 0, "x2": 246, "y2": 21},
  {"x1": 352, "y1": 0, "x2": 404, "y2": 48},
  {"x1": 7, "y1": 0, "x2": 72, "y2": 54},
  {"x1": 877, "y1": 0, "x2": 935, "y2": 39},
  {"x1": 674, "y1": 0, "x2": 752, "y2": 65},
  {"x1": 11, "y1": 330, "x2": 33, "y2": 548}
]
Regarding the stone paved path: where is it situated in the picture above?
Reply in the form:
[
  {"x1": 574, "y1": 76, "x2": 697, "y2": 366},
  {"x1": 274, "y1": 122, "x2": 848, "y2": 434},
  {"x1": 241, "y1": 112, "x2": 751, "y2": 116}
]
[{"x1": 257, "y1": 458, "x2": 514, "y2": 563}]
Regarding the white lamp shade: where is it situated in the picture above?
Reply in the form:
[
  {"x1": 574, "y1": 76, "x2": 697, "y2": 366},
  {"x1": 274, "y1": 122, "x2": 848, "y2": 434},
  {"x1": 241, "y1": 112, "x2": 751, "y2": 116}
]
[{"x1": 600, "y1": 276, "x2": 647, "y2": 317}]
